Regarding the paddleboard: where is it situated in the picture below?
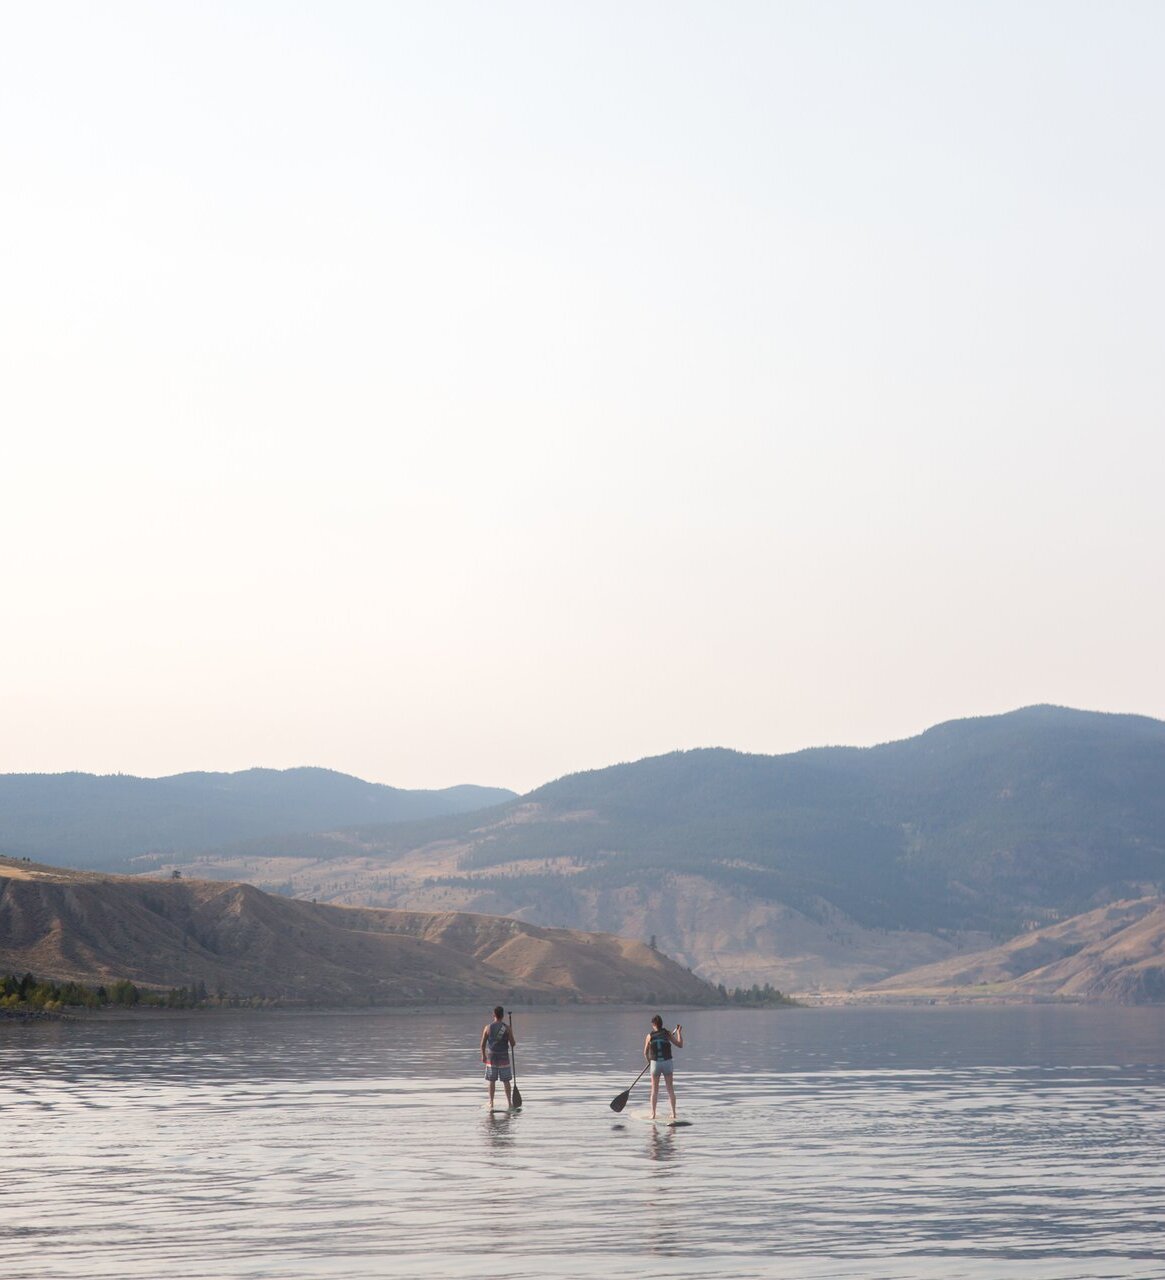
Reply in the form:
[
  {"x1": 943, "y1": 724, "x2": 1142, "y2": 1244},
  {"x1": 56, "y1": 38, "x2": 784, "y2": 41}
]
[{"x1": 636, "y1": 1112, "x2": 692, "y2": 1127}]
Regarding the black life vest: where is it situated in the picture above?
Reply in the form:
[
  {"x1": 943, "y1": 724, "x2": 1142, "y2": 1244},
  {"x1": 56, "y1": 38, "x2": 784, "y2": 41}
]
[
  {"x1": 486, "y1": 1021, "x2": 510, "y2": 1060},
  {"x1": 648, "y1": 1027, "x2": 672, "y2": 1061}
]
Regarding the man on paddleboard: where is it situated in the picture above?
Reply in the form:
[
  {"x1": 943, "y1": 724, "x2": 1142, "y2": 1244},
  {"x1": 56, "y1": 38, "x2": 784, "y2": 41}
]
[
  {"x1": 644, "y1": 1014, "x2": 683, "y2": 1120},
  {"x1": 480, "y1": 1006, "x2": 517, "y2": 1109}
]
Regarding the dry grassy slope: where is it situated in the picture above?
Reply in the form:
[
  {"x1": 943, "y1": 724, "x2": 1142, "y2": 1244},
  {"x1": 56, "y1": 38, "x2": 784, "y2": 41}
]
[
  {"x1": 170, "y1": 837, "x2": 994, "y2": 992},
  {"x1": 0, "y1": 858, "x2": 714, "y2": 1005},
  {"x1": 868, "y1": 897, "x2": 1165, "y2": 1002}
]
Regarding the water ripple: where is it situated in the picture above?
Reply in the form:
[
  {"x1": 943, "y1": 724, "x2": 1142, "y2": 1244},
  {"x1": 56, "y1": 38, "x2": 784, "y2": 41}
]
[{"x1": 3, "y1": 1006, "x2": 1165, "y2": 1278}]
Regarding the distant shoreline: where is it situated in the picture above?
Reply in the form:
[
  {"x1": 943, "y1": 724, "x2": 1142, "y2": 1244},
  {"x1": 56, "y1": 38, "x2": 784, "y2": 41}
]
[
  {"x1": 799, "y1": 991, "x2": 1091, "y2": 1007},
  {"x1": 1, "y1": 997, "x2": 816, "y2": 1024},
  {"x1": 8, "y1": 995, "x2": 1140, "y2": 1023}
]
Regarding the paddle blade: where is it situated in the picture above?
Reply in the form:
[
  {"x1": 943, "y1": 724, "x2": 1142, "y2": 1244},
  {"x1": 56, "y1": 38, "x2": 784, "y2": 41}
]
[
  {"x1": 609, "y1": 1089, "x2": 631, "y2": 1113},
  {"x1": 512, "y1": 1082, "x2": 523, "y2": 1108}
]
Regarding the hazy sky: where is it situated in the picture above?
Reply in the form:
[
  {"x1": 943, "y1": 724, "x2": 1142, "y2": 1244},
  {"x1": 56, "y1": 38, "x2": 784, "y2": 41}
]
[{"x1": 3, "y1": 2, "x2": 1163, "y2": 793}]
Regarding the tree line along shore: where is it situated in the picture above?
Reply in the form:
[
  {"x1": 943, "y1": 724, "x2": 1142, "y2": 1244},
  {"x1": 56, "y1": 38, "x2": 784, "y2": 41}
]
[{"x1": 0, "y1": 971, "x2": 798, "y2": 1017}]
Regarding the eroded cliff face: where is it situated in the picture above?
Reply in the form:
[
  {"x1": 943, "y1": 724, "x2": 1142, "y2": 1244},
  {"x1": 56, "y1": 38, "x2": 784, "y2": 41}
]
[
  {"x1": 378, "y1": 873, "x2": 983, "y2": 993},
  {"x1": 0, "y1": 859, "x2": 716, "y2": 1005}
]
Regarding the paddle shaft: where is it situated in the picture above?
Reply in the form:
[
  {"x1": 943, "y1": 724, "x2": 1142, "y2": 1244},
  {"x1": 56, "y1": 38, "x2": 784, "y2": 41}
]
[
  {"x1": 610, "y1": 1062, "x2": 650, "y2": 1111},
  {"x1": 507, "y1": 1010, "x2": 522, "y2": 1107}
]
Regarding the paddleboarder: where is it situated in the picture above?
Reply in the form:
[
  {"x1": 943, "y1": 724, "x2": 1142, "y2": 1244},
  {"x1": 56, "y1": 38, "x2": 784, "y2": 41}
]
[
  {"x1": 644, "y1": 1014, "x2": 683, "y2": 1120},
  {"x1": 480, "y1": 1005, "x2": 517, "y2": 1109}
]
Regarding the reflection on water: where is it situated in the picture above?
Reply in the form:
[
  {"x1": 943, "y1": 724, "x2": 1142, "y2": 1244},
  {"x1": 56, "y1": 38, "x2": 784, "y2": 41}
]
[
  {"x1": 3, "y1": 1006, "x2": 1165, "y2": 1278},
  {"x1": 646, "y1": 1125, "x2": 678, "y2": 1163}
]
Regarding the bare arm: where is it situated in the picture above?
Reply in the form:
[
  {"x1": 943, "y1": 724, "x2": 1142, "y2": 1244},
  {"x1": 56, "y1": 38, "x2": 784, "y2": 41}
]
[
  {"x1": 480, "y1": 1027, "x2": 489, "y2": 1060},
  {"x1": 671, "y1": 1025, "x2": 683, "y2": 1049},
  {"x1": 644, "y1": 1033, "x2": 652, "y2": 1061}
]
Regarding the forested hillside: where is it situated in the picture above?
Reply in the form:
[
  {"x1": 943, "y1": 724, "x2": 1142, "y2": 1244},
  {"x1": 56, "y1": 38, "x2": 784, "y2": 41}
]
[{"x1": 508, "y1": 704, "x2": 1165, "y2": 931}]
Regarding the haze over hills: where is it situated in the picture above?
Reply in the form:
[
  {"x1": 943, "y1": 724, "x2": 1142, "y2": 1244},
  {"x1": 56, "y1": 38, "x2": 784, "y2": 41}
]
[
  {"x1": 0, "y1": 858, "x2": 714, "y2": 1006},
  {"x1": 4, "y1": 707, "x2": 1165, "y2": 996},
  {"x1": 0, "y1": 769, "x2": 515, "y2": 871}
]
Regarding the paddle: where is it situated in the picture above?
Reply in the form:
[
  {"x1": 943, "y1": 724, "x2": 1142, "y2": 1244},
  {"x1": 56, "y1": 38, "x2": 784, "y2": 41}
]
[
  {"x1": 609, "y1": 1063, "x2": 650, "y2": 1113},
  {"x1": 507, "y1": 1010, "x2": 523, "y2": 1109}
]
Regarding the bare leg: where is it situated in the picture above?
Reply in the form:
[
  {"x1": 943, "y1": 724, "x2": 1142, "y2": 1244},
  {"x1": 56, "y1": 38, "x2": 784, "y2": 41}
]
[
  {"x1": 649, "y1": 1071, "x2": 659, "y2": 1119},
  {"x1": 487, "y1": 1077, "x2": 496, "y2": 1107},
  {"x1": 503, "y1": 1079, "x2": 513, "y2": 1107},
  {"x1": 664, "y1": 1072, "x2": 677, "y2": 1120}
]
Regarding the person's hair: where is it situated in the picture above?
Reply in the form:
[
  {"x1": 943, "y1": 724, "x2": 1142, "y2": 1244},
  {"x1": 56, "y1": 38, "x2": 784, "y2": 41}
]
[
  {"x1": 493, "y1": 1006, "x2": 505, "y2": 1019},
  {"x1": 651, "y1": 1014, "x2": 664, "y2": 1028}
]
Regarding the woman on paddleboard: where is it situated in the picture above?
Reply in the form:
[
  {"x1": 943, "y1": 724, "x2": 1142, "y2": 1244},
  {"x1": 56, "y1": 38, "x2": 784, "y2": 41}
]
[
  {"x1": 644, "y1": 1014, "x2": 683, "y2": 1121},
  {"x1": 480, "y1": 1006, "x2": 517, "y2": 1109}
]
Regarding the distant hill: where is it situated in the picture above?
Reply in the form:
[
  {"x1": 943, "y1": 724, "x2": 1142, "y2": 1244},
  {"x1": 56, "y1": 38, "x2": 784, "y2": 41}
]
[
  {"x1": 867, "y1": 896, "x2": 1165, "y2": 1003},
  {"x1": 508, "y1": 704, "x2": 1165, "y2": 930},
  {"x1": 158, "y1": 706, "x2": 1165, "y2": 992},
  {"x1": 0, "y1": 858, "x2": 715, "y2": 1006},
  {"x1": 0, "y1": 769, "x2": 516, "y2": 871}
]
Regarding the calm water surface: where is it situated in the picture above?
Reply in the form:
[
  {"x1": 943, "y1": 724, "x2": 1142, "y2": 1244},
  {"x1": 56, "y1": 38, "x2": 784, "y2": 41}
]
[{"x1": 3, "y1": 1005, "x2": 1165, "y2": 1279}]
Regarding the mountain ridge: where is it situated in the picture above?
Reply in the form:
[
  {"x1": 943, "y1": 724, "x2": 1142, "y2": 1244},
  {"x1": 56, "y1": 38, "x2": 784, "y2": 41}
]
[{"x1": 0, "y1": 767, "x2": 516, "y2": 870}]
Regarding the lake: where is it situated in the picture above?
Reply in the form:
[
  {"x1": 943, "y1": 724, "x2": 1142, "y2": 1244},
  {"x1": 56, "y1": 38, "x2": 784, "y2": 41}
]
[{"x1": 4, "y1": 1004, "x2": 1165, "y2": 1279}]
